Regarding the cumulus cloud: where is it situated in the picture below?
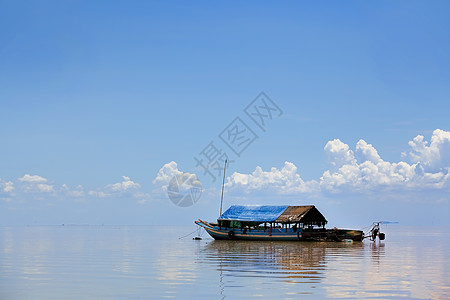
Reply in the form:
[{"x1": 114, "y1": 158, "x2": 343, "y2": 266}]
[
  {"x1": 152, "y1": 162, "x2": 202, "y2": 206},
  {"x1": 88, "y1": 176, "x2": 149, "y2": 203},
  {"x1": 0, "y1": 180, "x2": 14, "y2": 193},
  {"x1": 167, "y1": 173, "x2": 202, "y2": 194},
  {"x1": 17, "y1": 174, "x2": 54, "y2": 193},
  {"x1": 406, "y1": 129, "x2": 450, "y2": 172},
  {"x1": 321, "y1": 138, "x2": 427, "y2": 192},
  {"x1": 18, "y1": 174, "x2": 48, "y2": 183},
  {"x1": 325, "y1": 139, "x2": 356, "y2": 169},
  {"x1": 321, "y1": 134, "x2": 450, "y2": 192},
  {"x1": 8, "y1": 173, "x2": 150, "y2": 203},
  {"x1": 355, "y1": 140, "x2": 382, "y2": 164},
  {"x1": 108, "y1": 176, "x2": 141, "y2": 192},
  {"x1": 88, "y1": 190, "x2": 109, "y2": 198},
  {"x1": 36, "y1": 183, "x2": 54, "y2": 193},
  {"x1": 153, "y1": 161, "x2": 201, "y2": 191},
  {"x1": 3, "y1": 129, "x2": 448, "y2": 205},
  {"x1": 153, "y1": 161, "x2": 182, "y2": 187},
  {"x1": 226, "y1": 161, "x2": 318, "y2": 194},
  {"x1": 61, "y1": 184, "x2": 84, "y2": 198},
  {"x1": 226, "y1": 130, "x2": 450, "y2": 196}
]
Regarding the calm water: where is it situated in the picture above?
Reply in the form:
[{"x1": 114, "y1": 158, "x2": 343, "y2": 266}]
[{"x1": 0, "y1": 225, "x2": 448, "y2": 299}]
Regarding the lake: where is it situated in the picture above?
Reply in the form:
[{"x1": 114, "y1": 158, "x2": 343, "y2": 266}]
[{"x1": 0, "y1": 225, "x2": 448, "y2": 299}]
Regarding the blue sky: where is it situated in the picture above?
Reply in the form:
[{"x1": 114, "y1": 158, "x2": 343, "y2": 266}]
[{"x1": 1, "y1": 1, "x2": 449, "y2": 226}]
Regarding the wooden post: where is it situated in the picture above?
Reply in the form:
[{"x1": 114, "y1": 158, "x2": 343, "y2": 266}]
[{"x1": 219, "y1": 159, "x2": 227, "y2": 217}]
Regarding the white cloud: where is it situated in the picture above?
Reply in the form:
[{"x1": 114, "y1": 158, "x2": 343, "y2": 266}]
[
  {"x1": 225, "y1": 161, "x2": 318, "y2": 194},
  {"x1": 131, "y1": 191, "x2": 151, "y2": 204},
  {"x1": 153, "y1": 161, "x2": 201, "y2": 192},
  {"x1": 37, "y1": 183, "x2": 54, "y2": 193},
  {"x1": 321, "y1": 134, "x2": 450, "y2": 192},
  {"x1": 2, "y1": 130, "x2": 448, "y2": 206},
  {"x1": 61, "y1": 184, "x2": 84, "y2": 197},
  {"x1": 407, "y1": 129, "x2": 450, "y2": 172},
  {"x1": 0, "y1": 180, "x2": 14, "y2": 193},
  {"x1": 87, "y1": 176, "x2": 150, "y2": 203},
  {"x1": 167, "y1": 172, "x2": 202, "y2": 193},
  {"x1": 4, "y1": 173, "x2": 150, "y2": 203},
  {"x1": 108, "y1": 176, "x2": 140, "y2": 192},
  {"x1": 318, "y1": 130, "x2": 450, "y2": 193},
  {"x1": 226, "y1": 130, "x2": 450, "y2": 196},
  {"x1": 153, "y1": 161, "x2": 182, "y2": 186},
  {"x1": 324, "y1": 139, "x2": 357, "y2": 169},
  {"x1": 18, "y1": 174, "x2": 47, "y2": 183},
  {"x1": 355, "y1": 140, "x2": 382, "y2": 164},
  {"x1": 152, "y1": 162, "x2": 202, "y2": 206},
  {"x1": 320, "y1": 130, "x2": 450, "y2": 192},
  {"x1": 88, "y1": 190, "x2": 109, "y2": 198},
  {"x1": 17, "y1": 174, "x2": 54, "y2": 193}
]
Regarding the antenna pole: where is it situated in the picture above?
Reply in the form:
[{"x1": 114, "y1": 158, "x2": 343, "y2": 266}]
[{"x1": 219, "y1": 159, "x2": 227, "y2": 217}]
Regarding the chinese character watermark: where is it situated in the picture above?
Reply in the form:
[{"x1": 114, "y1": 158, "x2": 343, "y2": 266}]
[
  {"x1": 245, "y1": 92, "x2": 283, "y2": 131},
  {"x1": 194, "y1": 141, "x2": 233, "y2": 182},
  {"x1": 219, "y1": 117, "x2": 258, "y2": 157},
  {"x1": 167, "y1": 92, "x2": 282, "y2": 206}
]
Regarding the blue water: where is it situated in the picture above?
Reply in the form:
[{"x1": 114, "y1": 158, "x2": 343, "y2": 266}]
[{"x1": 0, "y1": 225, "x2": 448, "y2": 299}]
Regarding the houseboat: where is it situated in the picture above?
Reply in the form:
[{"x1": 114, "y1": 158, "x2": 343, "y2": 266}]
[
  {"x1": 195, "y1": 205, "x2": 365, "y2": 242},
  {"x1": 195, "y1": 161, "x2": 383, "y2": 242}
]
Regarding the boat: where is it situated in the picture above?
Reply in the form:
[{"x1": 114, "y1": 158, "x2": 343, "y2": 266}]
[
  {"x1": 195, "y1": 160, "x2": 383, "y2": 242},
  {"x1": 195, "y1": 204, "x2": 364, "y2": 242}
]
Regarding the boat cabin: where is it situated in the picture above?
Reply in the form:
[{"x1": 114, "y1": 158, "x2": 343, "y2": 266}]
[{"x1": 217, "y1": 205, "x2": 327, "y2": 231}]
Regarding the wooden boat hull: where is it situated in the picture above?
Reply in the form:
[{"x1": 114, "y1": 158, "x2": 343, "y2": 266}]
[{"x1": 195, "y1": 220, "x2": 363, "y2": 242}]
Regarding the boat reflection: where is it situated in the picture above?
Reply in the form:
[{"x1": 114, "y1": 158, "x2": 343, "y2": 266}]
[{"x1": 200, "y1": 240, "x2": 365, "y2": 298}]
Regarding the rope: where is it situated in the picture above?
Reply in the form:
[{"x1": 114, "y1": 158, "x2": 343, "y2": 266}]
[
  {"x1": 178, "y1": 228, "x2": 200, "y2": 239},
  {"x1": 198, "y1": 227, "x2": 204, "y2": 237}
]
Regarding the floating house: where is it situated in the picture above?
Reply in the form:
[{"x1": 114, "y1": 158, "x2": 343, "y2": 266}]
[{"x1": 195, "y1": 205, "x2": 364, "y2": 241}]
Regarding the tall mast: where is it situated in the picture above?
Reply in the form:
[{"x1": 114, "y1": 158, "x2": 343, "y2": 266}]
[{"x1": 219, "y1": 159, "x2": 227, "y2": 217}]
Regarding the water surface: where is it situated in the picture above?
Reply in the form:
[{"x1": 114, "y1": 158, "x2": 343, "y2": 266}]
[{"x1": 0, "y1": 225, "x2": 448, "y2": 299}]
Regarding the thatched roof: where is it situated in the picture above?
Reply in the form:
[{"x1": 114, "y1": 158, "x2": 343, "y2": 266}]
[{"x1": 275, "y1": 206, "x2": 327, "y2": 225}]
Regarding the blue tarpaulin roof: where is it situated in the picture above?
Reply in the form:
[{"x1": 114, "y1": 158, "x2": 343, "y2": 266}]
[{"x1": 218, "y1": 205, "x2": 289, "y2": 222}]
